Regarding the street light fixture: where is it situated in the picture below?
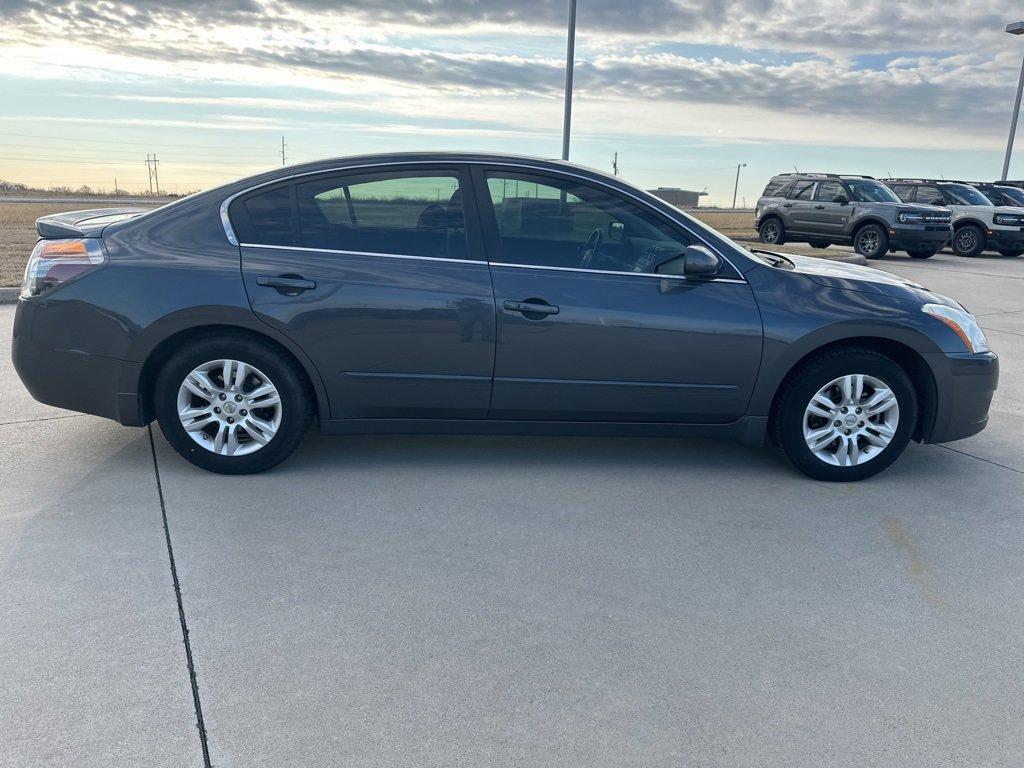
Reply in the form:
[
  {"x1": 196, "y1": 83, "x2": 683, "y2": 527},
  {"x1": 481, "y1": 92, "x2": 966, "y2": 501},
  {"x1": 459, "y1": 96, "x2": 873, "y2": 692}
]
[
  {"x1": 1000, "y1": 21, "x2": 1024, "y2": 181},
  {"x1": 732, "y1": 163, "x2": 747, "y2": 209}
]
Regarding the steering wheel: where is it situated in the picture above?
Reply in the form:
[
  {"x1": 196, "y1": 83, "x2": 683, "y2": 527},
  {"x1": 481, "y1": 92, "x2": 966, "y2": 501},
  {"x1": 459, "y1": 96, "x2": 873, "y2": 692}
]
[{"x1": 579, "y1": 227, "x2": 603, "y2": 269}]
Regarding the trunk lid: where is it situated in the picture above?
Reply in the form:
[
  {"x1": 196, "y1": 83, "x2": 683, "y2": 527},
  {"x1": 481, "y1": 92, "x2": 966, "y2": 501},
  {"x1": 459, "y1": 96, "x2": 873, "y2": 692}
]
[{"x1": 35, "y1": 208, "x2": 150, "y2": 239}]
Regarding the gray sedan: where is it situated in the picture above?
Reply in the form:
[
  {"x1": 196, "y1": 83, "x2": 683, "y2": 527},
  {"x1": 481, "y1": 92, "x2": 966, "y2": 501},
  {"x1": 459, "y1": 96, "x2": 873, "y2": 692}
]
[{"x1": 12, "y1": 153, "x2": 998, "y2": 480}]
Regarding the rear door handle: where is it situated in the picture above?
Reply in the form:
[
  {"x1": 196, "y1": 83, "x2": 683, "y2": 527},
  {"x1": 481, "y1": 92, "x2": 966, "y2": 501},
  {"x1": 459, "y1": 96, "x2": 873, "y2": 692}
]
[
  {"x1": 782, "y1": 203, "x2": 793, "y2": 208},
  {"x1": 503, "y1": 299, "x2": 559, "y2": 316},
  {"x1": 256, "y1": 275, "x2": 316, "y2": 294},
  {"x1": 814, "y1": 205, "x2": 826, "y2": 209}
]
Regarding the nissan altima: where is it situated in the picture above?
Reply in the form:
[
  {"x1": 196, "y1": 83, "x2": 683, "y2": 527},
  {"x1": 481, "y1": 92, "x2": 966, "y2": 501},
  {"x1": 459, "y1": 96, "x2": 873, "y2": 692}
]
[{"x1": 12, "y1": 153, "x2": 998, "y2": 480}]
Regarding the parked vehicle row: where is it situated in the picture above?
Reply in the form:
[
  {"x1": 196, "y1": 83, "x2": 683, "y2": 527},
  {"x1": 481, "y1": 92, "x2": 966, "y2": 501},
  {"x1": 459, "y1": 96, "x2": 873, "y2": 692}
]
[
  {"x1": 756, "y1": 173, "x2": 1024, "y2": 259},
  {"x1": 882, "y1": 179, "x2": 1024, "y2": 258},
  {"x1": 13, "y1": 153, "x2": 997, "y2": 481}
]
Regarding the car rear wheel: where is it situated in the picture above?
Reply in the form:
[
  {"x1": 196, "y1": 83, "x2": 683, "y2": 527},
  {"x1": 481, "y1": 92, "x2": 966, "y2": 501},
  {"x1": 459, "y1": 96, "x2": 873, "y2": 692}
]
[
  {"x1": 808, "y1": 239, "x2": 831, "y2": 249},
  {"x1": 997, "y1": 249, "x2": 1023, "y2": 257},
  {"x1": 953, "y1": 225, "x2": 986, "y2": 257},
  {"x1": 772, "y1": 349, "x2": 916, "y2": 481},
  {"x1": 906, "y1": 249, "x2": 937, "y2": 259},
  {"x1": 853, "y1": 223, "x2": 889, "y2": 259},
  {"x1": 758, "y1": 217, "x2": 786, "y2": 245},
  {"x1": 154, "y1": 335, "x2": 313, "y2": 474}
]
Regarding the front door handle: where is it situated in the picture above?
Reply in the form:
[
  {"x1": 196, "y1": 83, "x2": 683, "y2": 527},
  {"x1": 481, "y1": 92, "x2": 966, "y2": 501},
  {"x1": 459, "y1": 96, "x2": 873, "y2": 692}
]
[
  {"x1": 782, "y1": 203, "x2": 793, "y2": 208},
  {"x1": 814, "y1": 205, "x2": 826, "y2": 210},
  {"x1": 256, "y1": 275, "x2": 316, "y2": 295},
  {"x1": 504, "y1": 299, "x2": 559, "y2": 317}
]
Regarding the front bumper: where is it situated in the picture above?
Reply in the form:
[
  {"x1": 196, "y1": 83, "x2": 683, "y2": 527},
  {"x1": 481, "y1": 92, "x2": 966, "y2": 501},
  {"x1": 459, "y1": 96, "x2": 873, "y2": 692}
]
[
  {"x1": 986, "y1": 228, "x2": 1024, "y2": 251},
  {"x1": 923, "y1": 350, "x2": 998, "y2": 443},
  {"x1": 889, "y1": 225, "x2": 952, "y2": 252},
  {"x1": 12, "y1": 300, "x2": 146, "y2": 426}
]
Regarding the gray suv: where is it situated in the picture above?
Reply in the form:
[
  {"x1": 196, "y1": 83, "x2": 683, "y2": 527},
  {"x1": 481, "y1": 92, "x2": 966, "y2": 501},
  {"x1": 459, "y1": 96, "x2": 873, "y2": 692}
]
[{"x1": 756, "y1": 173, "x2": 952, "y2": 259}]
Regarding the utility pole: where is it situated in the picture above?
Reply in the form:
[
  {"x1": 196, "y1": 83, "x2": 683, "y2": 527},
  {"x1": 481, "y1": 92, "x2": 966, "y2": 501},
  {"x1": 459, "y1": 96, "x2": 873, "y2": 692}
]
[
  {"x1": 145, "y1": 154, "x2": 160, "y2": 195},
  {"x1": 280, "y1": 136, "x2": 287, "y2": 166},
  {"x1": 1002, "y1": 22, "x2": 1024, "y2": 180},
  {"x1": 612, "y1": 151, "x2": 619, "y2": 176},
  {"x1": 561, "y1": 0, "x2": 577, "y2": 161},
  {"x1": 732, "y1": 162, "x2": 746, "y2": 209},
  {"x1": 113, "y1": 178, "x2": 118, "y2": 196}
]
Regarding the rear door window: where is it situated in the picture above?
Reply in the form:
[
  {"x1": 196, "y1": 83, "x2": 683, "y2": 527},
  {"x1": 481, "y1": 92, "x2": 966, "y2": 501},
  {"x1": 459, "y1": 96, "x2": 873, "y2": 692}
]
[
  {"x1": 889, "y1": 184, "x2": 914, "y2": 202},
  {"x1": 789, "y1": 182, "x2": 816, "y2": 200},
  {"x1": 296, "y1": 171, "x2": 469, "y2": 259},
  {"x1": 916, "y1": 186, "x2": 946, "y2": 205}
]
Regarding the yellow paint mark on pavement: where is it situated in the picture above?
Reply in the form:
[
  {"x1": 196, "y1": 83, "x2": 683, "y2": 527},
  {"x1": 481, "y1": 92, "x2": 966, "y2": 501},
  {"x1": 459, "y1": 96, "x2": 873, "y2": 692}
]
[{"x1": 884, "y1": 516, "x2": 947, "y2": 613}]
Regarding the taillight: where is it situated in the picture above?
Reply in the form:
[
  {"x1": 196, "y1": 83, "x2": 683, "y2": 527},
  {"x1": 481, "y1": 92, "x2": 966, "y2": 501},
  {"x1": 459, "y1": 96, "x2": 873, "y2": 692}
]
[{"x1": 21, "y1": 238, "x2": 106, "y2": 299}]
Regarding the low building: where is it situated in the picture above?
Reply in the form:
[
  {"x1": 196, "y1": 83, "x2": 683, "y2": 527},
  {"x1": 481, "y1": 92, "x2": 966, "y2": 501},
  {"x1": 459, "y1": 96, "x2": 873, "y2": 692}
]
[{"x1": 646, "y1": 187, "x2": 706, "y2": 209}]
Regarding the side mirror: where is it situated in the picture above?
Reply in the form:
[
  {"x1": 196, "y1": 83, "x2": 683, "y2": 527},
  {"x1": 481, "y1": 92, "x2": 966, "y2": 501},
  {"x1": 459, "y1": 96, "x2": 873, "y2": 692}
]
[
  {"x1": 832, "y1": 194, "x2": 849, "y2": 205},
  {"x1": 656, "y1": 245, "x2": 722, "y2": 278}
]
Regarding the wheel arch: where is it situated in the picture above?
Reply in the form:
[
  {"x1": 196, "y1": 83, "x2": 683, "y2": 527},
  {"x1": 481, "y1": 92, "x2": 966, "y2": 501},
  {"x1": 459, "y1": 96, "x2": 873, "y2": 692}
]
[
  {"x1": 850, "y1": 216, "x2": 889, "y2": 238},
  {"x1": 134, "y1": 319, "x2": 330, "y2": 425},
  {"x1": 765, "y1": 336, "x2": 938, "y2": 443},
  {"x1": 953, "y1": 218, "x2": 987, "y2": 232}
]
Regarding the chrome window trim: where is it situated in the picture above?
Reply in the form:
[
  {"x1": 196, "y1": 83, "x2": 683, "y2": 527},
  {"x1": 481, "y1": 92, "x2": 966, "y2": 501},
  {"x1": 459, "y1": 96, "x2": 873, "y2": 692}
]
[
  {"x1": 489, "y1": 261, "x2": 747, "y2": 284},
  {"x1": 239, "y1": 242, "x2": 487, "y2": 266},
  {"x1": 219, "y1": 159, "x2": 745, "y2": 279}
]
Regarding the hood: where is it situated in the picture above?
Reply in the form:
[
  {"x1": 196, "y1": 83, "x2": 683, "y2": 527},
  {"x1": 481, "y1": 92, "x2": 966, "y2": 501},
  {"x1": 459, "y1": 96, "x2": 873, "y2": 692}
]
[
  {"x1": 859, "y1": 200, "x2": 947, "y2": 214},
  {"x1": 765, "y1": 252, "x2": 944, "y2": 302},
  {"x1": 993, "y1": 205, "x2": 1024, "y2": 215}
]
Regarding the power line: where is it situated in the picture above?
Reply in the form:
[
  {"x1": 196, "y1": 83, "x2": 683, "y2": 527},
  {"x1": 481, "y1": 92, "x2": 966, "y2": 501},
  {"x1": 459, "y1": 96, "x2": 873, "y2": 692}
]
[{"x1": 0, "y1": 131, "x2": 267, "y2": 151}]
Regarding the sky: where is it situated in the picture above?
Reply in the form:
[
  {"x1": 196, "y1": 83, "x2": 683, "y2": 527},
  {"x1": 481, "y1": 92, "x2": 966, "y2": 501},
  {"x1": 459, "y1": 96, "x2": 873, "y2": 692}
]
[{"x1": 1, "y1": 0, "x2": 1023, "y2": 206}]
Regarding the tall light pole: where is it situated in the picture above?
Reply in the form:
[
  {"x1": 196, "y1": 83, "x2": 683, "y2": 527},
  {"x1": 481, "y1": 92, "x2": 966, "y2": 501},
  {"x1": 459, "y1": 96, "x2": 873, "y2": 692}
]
[
  {"x1": 1001, "y1": 21, "x2": 1024, "y2": 181},
  {"x1": 561, "y1": 0, "x2": 577, "y2": 161},
  {"x1": 732, "y1": 163, "x2": 746, "y2": 209}
]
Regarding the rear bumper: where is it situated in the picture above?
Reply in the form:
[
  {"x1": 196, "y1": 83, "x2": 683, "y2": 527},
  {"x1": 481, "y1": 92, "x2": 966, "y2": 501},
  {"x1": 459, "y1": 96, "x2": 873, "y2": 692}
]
[
  {"x1": 986, "y1": 229, "x2": 1024, "y2": 251},
  {"x1": 12, "y1": 300, "x2": 146, "y2": 426},
  {"x1": 923, "y1": 350, "x2": 998, "y2": 443},
  {"x1": 889, "y1": 225, "x2": 952, "y2": 252}
]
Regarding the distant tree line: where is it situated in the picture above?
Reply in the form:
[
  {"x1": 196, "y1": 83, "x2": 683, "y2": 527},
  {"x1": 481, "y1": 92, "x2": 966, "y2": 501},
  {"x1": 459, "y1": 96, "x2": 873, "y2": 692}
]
[{"x1": 0, "y1": 180, "x2": 195, "y2": 199}]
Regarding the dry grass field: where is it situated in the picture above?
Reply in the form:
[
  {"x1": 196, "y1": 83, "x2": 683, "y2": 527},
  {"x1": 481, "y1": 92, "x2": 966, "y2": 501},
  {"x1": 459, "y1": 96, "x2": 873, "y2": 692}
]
[{"x1": 0, "y1": 203, "x2": 845, "y2": 288}]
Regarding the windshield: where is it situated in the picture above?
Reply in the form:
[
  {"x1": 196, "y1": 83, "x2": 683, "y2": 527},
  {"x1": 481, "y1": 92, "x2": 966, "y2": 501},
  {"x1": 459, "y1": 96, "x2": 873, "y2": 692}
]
[
  {"x1": 994, "y1": 186, "x2": 1024, "y2": 206},
  {"x1": 943, "y1": 184, "x2": 992, "y2": 206},
  {"x1": 845, "y1": 179, "x2": 900, "y2": 203}
]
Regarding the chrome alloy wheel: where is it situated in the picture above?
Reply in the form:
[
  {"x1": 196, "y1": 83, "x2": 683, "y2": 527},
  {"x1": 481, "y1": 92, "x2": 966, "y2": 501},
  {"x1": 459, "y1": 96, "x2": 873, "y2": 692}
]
[
  {"x1": 761, "y1": 221, "x2": 780, "y2": 243},
  {"x1": 176, "y1": 359, "x2": 282, "y2": 456},
  {"x1": 802, "y1": 374, "x2": 899, "y2": 467}
]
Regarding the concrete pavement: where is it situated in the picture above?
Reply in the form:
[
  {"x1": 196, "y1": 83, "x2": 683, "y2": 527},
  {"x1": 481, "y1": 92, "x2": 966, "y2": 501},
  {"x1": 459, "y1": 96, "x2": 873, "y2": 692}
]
[{"x1": 2, "y1": 250, "x2": 1023, "y2": 767}]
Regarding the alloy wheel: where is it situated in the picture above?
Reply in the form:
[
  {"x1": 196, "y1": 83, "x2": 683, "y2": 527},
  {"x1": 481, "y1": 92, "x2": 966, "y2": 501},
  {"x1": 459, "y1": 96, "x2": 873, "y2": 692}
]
[
  {"x1": 802, "y1": 374, "x2": 899, "y2": 467},
  {"x1": 956, "y1": 229, "x2": 978, "y2": 253},
  {"x1": 857, "y1": 229, "x2": 880, "y2": 257},
  {"x1": 176, "y1": 359, "x2": 283, "y2": 456},
  {"x1": 762, "y1": 222, "x2": 779, "y2": 243}
]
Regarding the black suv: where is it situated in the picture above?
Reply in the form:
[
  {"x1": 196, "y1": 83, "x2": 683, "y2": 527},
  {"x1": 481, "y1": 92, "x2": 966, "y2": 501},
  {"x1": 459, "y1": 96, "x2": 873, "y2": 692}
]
[{"x1": 756, "y1": 173, "x2": 952, "y2": 259}]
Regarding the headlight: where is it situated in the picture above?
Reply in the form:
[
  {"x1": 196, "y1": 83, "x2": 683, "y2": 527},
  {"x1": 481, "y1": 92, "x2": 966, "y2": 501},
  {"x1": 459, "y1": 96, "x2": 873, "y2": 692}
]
[
  {"x1": 922, "y1": 303, "x2": 990, "y2": 353},
  {"x1": 897, "y1": 211, "x2": 924, "y2": 224},
  {"x1": 993, "y1": 214, "x2": 1024, "y2": 226}
]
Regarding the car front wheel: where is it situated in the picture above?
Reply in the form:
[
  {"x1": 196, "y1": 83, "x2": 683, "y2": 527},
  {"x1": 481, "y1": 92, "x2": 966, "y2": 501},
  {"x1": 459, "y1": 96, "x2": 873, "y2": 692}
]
[
  {"x1": 853, "y1": 224, "x2": 889, "y2": 259},
  {"x1": 773, "y1": 349, "x2": 916, "y2": 481},
  {"x1": 154, "y1": 334, "x2": 313, "y2": 474},
  {"x1": 953, "y1": 225, "x2": 986, "y2": 257}
]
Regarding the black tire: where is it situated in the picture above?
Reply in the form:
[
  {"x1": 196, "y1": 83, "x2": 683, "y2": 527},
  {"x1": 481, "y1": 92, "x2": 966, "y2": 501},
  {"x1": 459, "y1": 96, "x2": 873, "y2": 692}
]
[
  {"x1": 906, "y1": 249, "x2": 937, "y2": 259},
  {"x1": 853, "y1": 223, "x2": 889, "y2": 260},
  {"x1": 952, "y1": 225, "x2": 986, "y2": 257},
  {"x1": 758, "y1": 217, "x2": 786, "y2": 245},
  {"x1": 772, "y1": 348, "x2": 917, "y2": 482},
  {"x1": 808, "y1": 239, "x2": 831, "y2": 249},
  {"x1": 154, "y1": 333, "x2": 314, "y2": 474},
  {"x1": 997, "y1": 249, "x2": 1024, "y2": 257}
]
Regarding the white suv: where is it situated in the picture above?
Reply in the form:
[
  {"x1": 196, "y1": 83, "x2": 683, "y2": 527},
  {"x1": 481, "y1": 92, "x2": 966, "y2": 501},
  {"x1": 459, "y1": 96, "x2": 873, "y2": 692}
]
[{"x1": 881, "y1": 179, "x2": 1024, "y2": 257}]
